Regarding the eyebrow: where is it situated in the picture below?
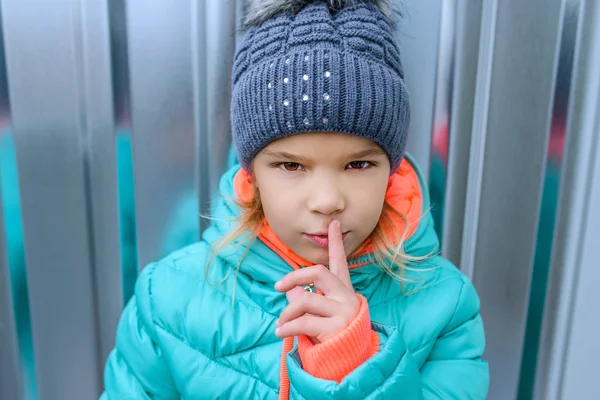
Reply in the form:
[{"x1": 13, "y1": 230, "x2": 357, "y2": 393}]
[
  {"x1": 262, "y1": 148, "x2": 386, "y2": 162},
  {"x1": 261, "y1": 151, "x2": 311, "y2": 163},
  {"x1": 346, "y1": 148, "x2": 387, "y2": 159}
]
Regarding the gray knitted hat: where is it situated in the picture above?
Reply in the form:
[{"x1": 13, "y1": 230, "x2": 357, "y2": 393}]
[{"x1": 231, "y1": 0, "x2": 410, "y2": 173}]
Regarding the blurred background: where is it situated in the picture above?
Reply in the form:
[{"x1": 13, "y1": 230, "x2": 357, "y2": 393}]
[{"x1": 1, "y1": 0, "x2": 599, "y2": 399}]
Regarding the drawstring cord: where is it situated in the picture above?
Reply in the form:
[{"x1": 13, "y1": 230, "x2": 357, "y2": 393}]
[{"x1": 279, "y1": 336, "x2": 294, "y2": 399}]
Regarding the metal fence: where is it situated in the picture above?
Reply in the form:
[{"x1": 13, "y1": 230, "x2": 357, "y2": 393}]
[{"x1": 1, "y1": 1, "x2": 599, "y2": 399}]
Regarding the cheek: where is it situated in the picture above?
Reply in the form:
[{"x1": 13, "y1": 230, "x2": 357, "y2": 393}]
[
  {"x1": 355, "y1": 174, "x2": 387, "y2": 199},
  {"x1": 349, "y1": 181, "x2": 387, "y2": 225},
  {"x1": 258, "y1": 185, "x2": 300, "y2": 226},
  {"x1": 354, "y1": 195, "x2": 385, "y2": 222}
]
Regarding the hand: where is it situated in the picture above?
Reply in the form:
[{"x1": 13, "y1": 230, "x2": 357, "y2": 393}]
[{"x1": 274, "y1": 220, "x2": 360, "y2": 344}]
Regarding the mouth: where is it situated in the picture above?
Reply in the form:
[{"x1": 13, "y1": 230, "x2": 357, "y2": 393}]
[{"x1": 303, "y1": 231, "x2": 349, "y2": 248}]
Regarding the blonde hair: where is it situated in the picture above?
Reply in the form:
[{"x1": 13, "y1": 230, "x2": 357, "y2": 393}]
[{"x1": 205, "y1": 181, "x2": 435, "y2": 295}]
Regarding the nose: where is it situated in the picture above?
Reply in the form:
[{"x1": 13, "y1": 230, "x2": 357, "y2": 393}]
[{"x1": 307, "y1": 177, "x2": 346, "y2": 215}]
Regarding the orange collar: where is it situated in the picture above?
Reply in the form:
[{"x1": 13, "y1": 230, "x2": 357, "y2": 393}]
[{"x1": 233, "y1": 158, "x2": 422, "y2": 270}]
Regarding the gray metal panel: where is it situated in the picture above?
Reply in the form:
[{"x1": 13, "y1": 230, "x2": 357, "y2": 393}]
[
  {"x1": 234, "y1": 0, "x2": 247, "y2": 44},
  {"x1": 127, "y1": 0, "x2": 199, "y2": 267},
  {"x1": 441, "y1": 0, "x2": 483, "y2": 265},
  {"x1": 193, "y1": 0, "x2": 236, "y2": 234},
  {"x1": 0, "y1": 180, "x2": 22, "y2": 400},
  {"x1": 426, "y1": 0, "x2": 454, "y2": 245},
  {"x1": 400, "y1": 0, "x2": 443, "y2": 178},
  {"x1": 517, "y1": 1, "x2": 578, "y2": 397},
  {"x1": 193, "y1": 1, "x2": 209, "y2": 233},
  {"x1": 81, "y1": 0, "x2": 123, "y2": 369},
  {"x1": 460, "y1": 0, "x2": 566, "y2": 398},
  {"x1": 534, "y1": 0, "x2": 600, "y2": 397},
  {"x1": 204, "y1": 1, "x2": 235, "y2": 201},
  {"x1": 560, "y1": 141, "x2": 600, "y2": 398},
  {"x1": 0, "y1": 4, "x2": 22, "y2": 397},
  {"x1": 1, "y1": 1, "x2": 102, "y2": 398},
  {"x1": 460, "y1": 0, "x2": 498, "y2": 281}
]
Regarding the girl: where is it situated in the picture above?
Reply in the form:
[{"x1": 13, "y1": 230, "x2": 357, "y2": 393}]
[{"x1": 102, "y1": 0, "x2": 489, "y2": 398}]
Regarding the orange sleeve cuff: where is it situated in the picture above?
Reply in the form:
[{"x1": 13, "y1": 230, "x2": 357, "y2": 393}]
[{"x1": 297, "y1": 294, "x2": 380, "y2": 383}]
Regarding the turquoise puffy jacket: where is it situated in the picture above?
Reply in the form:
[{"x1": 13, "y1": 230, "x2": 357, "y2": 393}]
[{"x1": 101, "y1": 154, "x2": 489, "y2": 399}]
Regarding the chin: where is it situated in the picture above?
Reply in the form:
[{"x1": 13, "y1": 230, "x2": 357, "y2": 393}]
[{"x1": 298, "y1": 248, "x2": 329, "y2": 266}]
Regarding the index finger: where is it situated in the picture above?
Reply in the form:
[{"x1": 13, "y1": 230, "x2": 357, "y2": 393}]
[{"x1": 328, "y1": 220, "x2": 352, "y2": 288}]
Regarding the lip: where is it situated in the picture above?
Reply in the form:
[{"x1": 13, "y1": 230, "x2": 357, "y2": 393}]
[{"x1": 304, "y1": 232, "x2": 349, "y2": 248}]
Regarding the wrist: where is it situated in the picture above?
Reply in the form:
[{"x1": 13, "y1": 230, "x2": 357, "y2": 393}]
[{"x1": 297, "y1": 294, "x2": 375, "y2": 382}]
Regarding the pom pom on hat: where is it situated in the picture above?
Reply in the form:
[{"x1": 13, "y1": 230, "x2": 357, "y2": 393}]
[{"x1": 244, "y1": 0, "x2": 403, "y2": 29}]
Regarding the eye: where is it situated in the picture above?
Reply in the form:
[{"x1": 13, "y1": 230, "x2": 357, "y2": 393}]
[
  {"x1": 279, "y1": 162, "x2": 303, "y2": 171},
  {"x1": 347, "y1": 161, "x2": 373, "y2": 170}
]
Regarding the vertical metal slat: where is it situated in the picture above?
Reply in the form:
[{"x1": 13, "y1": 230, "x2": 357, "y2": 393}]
[
  {"x1": 517, "y1": 0, "x2": 578, "y2": 397},
  {"x1": 1, "y1": 1, "x2": 102, "y2": 397},
  {"x1": 80, "y1": 0, "x2": 123, "y2": 371},
  {"x1": 534, "y1": 0, "x2": 600, "y2": 397},
  {"x1": 441, "y1": 0, "x2": 483, "y2": 265},
  {"x1": 194, "y1": 0, "x2": 237, "y2": 232},
  {"x1": 205, "y1": 1, "x2": 235, "y2": 200},
  {"x1": 0, "y1": 179, "x2": 22, "y2": 400},
  {"x1": 460, "y1": 0, "x2": 566, "y2": 398},
  {"x1": 128, "y1": 0, "x2": 199, "y2": 267},
  {"x1": 400, "y1": 0, "x2": 443, "y2": 177},
  {"x1": 192, "y1": 0, "x2": 209, "y2": 235}
]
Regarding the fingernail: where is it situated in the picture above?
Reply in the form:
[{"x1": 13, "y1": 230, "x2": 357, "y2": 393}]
[
  {"x1": 274, "y1": 280, "x2": 281, "y2": 290},
  {"x1": 275, "y1": 318, "x2": 281, "y2": 327},
  {"x1": 275, "y1": 328, "x2": 281, "y2": 336},
  {"x1": 336, "y1": 220, "x2": 341, "y2": 229}
]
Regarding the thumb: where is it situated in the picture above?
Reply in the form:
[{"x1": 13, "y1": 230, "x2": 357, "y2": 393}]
[{"x1": 328, "y1": 220, "x2": 352, "y2": 289}]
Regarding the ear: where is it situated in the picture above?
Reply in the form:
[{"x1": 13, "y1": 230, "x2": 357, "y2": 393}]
[{"x1": 234, "y1": 168, "x2": 256, "y2": 203}]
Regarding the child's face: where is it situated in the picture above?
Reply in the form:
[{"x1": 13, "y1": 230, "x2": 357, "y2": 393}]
[{"x1": 253, "y1": 132, "x2": 390, "y2": 265}]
